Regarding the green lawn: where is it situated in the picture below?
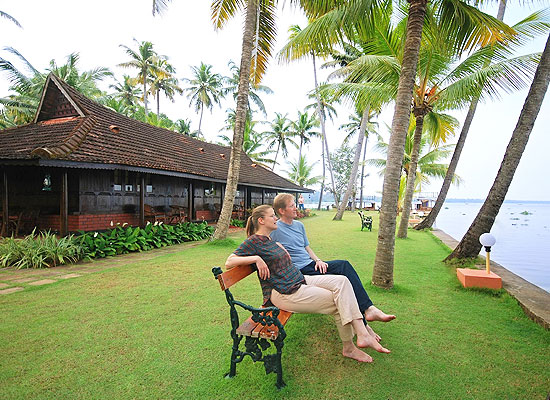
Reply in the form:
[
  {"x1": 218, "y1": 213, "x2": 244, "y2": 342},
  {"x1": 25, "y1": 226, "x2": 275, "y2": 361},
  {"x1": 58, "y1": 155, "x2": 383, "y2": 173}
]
[{"x1": 1, "y1": 211, "x2": 548, "y2": 399}]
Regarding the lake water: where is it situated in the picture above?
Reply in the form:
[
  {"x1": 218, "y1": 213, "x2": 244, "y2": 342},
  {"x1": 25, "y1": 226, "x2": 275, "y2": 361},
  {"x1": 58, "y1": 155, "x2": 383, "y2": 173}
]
[
  {"x1": 435, "y1": 201, "x2": 550, "y2": 293},
  {"x1": 306, "y1": 201, "x2": 550, "y2": 292}
]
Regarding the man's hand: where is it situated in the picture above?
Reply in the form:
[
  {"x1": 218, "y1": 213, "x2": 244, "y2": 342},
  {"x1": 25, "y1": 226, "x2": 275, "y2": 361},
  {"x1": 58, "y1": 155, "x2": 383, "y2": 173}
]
[
  {"x1": 315, "y1": 259, "x2": 328, "y2": 274},
  {"x1": 256, "y1": 256, "x2": 270, "y2": 280}
]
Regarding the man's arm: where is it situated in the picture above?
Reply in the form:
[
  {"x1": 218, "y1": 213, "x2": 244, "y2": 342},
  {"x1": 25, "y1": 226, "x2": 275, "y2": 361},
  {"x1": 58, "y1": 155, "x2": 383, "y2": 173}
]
[{"x1": 304, "y1": 245, "x2": 328, "y2": 273}]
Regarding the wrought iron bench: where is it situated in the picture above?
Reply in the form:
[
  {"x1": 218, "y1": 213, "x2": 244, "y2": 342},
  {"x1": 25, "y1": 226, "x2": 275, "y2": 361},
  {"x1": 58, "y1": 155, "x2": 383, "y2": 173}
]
[
  {"x1": 212, "y1": 265, "x2": 293, "y2": 389},
  {"x1": 358, "y1": 211, "x2": 373, "y2": 231}
]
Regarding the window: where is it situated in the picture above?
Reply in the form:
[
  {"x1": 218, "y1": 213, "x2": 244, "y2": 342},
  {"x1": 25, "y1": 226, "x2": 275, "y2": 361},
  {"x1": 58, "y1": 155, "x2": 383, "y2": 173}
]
[{"x1": 113, "y1": 171, "x2": 122, "y2": 191}]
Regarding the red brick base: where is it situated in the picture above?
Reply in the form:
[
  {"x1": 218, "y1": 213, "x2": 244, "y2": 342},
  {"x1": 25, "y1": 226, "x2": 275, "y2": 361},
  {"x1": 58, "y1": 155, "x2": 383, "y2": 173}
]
[{"x1": 37, "y1": 213, "x2": 141, "y2": 232}]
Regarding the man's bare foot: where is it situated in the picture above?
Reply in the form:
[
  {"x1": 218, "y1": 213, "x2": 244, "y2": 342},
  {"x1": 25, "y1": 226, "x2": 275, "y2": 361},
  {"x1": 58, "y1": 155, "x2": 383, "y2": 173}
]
[
  {"x1": 342, "y1": 346, "x2": 373, "y2": 363},
  {"x1": 366, "y1": 324, "x2": 381, "y2": 342},
  {"x1": 356, "y1": 333, "x2": 391, "y2": 353},
  {"x1": 365, "y1": 306, "x2": 396, "y2": 322}
]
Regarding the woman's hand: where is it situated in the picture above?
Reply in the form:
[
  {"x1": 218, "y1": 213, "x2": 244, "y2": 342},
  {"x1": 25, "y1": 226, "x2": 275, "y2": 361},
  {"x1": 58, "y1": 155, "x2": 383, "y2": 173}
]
[{"x1": 255, "y1": 256, "x2": 270, "y2": 280}]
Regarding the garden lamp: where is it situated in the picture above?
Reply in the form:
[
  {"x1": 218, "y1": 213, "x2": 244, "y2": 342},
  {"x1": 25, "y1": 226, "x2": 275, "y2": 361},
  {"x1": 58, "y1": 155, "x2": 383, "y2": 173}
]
[{"x1": 479, "y1": 233, "x2": 496, "y2": 274}]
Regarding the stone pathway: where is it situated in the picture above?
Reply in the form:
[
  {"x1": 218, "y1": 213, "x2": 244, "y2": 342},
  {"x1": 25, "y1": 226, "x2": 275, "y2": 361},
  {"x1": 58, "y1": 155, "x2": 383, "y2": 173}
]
[
  {"x1": 0, "y1": 237, "x2": 213, "y2": 295},
  {"x1": 431, "y1": 229, "x2": 550, "y2": 330}
]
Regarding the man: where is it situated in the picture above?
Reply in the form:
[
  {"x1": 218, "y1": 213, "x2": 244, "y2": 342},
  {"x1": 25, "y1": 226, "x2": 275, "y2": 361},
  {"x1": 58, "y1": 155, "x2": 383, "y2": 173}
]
[{"x1": 270, "y1": 193, "x2": 395, "y2": 340}]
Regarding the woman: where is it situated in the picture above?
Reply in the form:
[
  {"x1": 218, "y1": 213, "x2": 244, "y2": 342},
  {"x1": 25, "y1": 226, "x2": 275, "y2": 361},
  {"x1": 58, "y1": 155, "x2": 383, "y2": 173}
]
[{"x1": 225, "y1": 205, "x2": 390, "y2": 363}]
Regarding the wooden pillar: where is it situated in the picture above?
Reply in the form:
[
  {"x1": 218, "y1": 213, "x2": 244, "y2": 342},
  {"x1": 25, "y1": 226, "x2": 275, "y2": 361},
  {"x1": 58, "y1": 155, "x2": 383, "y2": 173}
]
[
  {"x1": 139, "y1": 174, "x2": 145, "y2": 227},
  {"x1": 60, "y1": 170, "x2": 68, "y2": 237},
  {"x1": 188, "y1": 181, "x2": 194, "y2": 220},
  {"x1": 1, "y1": 171, "x2": 8, "y2": 236},
  {"x1": 261, "y1": 189, "x2": 265, "y2": 205}
]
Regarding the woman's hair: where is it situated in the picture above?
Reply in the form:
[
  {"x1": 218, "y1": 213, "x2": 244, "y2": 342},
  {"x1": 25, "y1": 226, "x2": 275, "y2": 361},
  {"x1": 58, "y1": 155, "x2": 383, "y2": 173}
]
[
  {"x1": 273, "y1": 193, "x2": 294, "y2": 216},
  {"x1": 246, "y1": 204, "x2": 273, "y2": 237}
]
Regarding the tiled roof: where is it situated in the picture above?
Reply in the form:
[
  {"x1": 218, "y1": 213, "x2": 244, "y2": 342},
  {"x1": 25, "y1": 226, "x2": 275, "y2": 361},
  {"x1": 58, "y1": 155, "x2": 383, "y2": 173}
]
[{"x1": 0, "y1": 74, "x2": 307, "y2": 192}]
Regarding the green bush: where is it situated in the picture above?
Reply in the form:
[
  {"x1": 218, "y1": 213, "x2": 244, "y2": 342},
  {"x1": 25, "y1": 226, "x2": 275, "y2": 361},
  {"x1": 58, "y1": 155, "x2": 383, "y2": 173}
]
[
  {"x1": 230, "y1": 219, "x2": 246, "y2": 228},
  {"x1": 74, "y1": 221, "x2": 214, "y2": 260},
  {"x1": 0, "y1": 230, "x2": 82, "y2": 269}
]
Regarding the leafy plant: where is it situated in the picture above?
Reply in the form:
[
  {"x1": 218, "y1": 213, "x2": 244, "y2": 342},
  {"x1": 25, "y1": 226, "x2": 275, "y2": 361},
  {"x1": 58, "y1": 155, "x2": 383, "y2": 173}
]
[
  {"x1": 74, "y1": 221, "x2": 214, "y2": 260},
  {"x1": 0, "y1": 230, "x2": 82, "y2": 269},
  {"x1": 230, "y1": 219, "x2": 246, "y2": 228}
]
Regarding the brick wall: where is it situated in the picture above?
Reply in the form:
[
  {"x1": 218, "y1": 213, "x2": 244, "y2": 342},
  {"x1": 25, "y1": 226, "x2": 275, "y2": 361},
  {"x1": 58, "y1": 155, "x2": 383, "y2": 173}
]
[{"x1": 37, "y1": 213, "x2": 140, "y2": 232}]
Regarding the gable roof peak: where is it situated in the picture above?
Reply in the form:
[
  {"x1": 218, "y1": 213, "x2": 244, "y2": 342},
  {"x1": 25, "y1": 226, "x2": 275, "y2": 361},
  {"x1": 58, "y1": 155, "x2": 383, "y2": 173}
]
[{"x1": 34, "y1": 73, "x2": 86, "y2": 123}]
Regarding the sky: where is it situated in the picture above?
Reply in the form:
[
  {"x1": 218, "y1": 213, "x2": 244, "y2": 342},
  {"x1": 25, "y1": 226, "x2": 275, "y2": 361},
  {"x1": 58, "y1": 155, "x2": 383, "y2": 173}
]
[{"x1": 1, "y1": 1, "x2": 549, "y2": 201}]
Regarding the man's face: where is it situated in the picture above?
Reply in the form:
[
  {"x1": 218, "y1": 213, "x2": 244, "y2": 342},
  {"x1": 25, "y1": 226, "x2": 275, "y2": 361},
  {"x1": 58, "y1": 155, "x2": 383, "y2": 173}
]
[{"x1": 279, "y1": 198, "x2": 297, "y2": 219}]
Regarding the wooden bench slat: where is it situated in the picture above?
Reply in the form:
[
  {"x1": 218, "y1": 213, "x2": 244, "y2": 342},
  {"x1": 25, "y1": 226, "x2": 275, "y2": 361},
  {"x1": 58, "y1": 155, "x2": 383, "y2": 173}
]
[
  {"x1": 236, "y1": 316, "x2": 261, "y2": 337},
  {"x1": 217, "y1": 265, "x2": 256, "y2": 291},
  {"x1": 259, "y1": 310, "x2": 293, "y2": 340}
]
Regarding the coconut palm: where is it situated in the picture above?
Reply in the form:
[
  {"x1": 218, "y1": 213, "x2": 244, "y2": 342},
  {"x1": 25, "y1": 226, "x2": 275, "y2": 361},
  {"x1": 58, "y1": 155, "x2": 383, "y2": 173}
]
[
  {"x1": 290, "y1": 110, "x2": 320, "y2": 162},
  {"x1": 149, "y1": 58, "x2": 183, "y2": 116},
  {"x1": 174, "y1": 118, "x2": 192, "y2": 135},
  {"x1": 415, "y1": 7, "x2": 550, "y2": 231},
  {"x1": 0, "y1": 48, "x2": 110, "y2": 126},
  {"x1": 447, "y1": 32, "x2": 550, "y2": 261},
  {"x1": 222, "y1": 60, "x2": 273, "y2": 117},
  {"x1": 210, "y1": 0, "x2": 279, "y2": 240},
  {"x1": 182, "y1": 62, "x2": 223, "y2": 138},
  {"x1": 286, "y1": 155, "x2": 321, "y2": 188},
  {"x1": 295, "y1": 0, "x2": 516, "y2": 288},
  {"x1": 118, "y1": 39, "x2": 160, "y2": 115},
  {"x1": 262, "y1": 112, "x2": 298, "y2": 170},
  {"x1": 109, "y1": 75, "x2": 142, "y2": 108}
]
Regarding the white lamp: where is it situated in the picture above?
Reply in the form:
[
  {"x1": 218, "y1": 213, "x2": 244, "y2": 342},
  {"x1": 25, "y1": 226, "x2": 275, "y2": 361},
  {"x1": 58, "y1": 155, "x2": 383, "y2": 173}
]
[{"x1": 479, "y1": 233, "x2": 496, "y2": 274}]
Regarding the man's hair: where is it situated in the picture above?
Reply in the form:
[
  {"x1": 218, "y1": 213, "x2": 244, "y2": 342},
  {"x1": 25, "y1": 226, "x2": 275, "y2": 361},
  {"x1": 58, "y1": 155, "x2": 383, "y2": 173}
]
[{"x1": 273, "y1": 193, "x2": 294, "y2": 216}]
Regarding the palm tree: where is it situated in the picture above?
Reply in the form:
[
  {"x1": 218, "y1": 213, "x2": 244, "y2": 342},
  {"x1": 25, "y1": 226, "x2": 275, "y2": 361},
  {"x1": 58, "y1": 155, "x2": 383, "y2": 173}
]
[
  {"x1": 149, "y1": 58, "x2": 183, "y2": 116},
  {"x1": 286, "y1": 155, "x2": 321, "y2": 188},
  {"x1": 340, "y1": 109, "x2": 379, "y2": 210},
  {"x1": 415, "y1": 6, "x2": 548, "y2": 231},
  {"x1": 211, "y1": 0, "x2": 279, "y2": 240},
  {"x1": 182, "y1": 62, "x2": 223, "y2": 136},
  {"x1": 174, "y1": 118, "x2": 192, "y2": 135},
  {"x1": 222, "y1": 60, "x2": 273, "y2": 117},
  {"x1": 290, "y1": 110, "x2": 320, "y2": 162},
  {"x1": 0, "y1": 10, "x2": 21, "y2": 28},
  {"x1": 295, "y1": 0, "x2": 516, "y2": 288},
  {"x1": 262, "y1": 112, "x2": 298, "y2": 170},
  {"x1": 219, "y1": 116, "x2": 274, "y2": 165},
  {"x1": 109, "y1": 75, "x2": 142, "y2": 108},
  {"x1": 447, "y1": 32, "x2": 550, "y2": 261},
  {"x1": 118, "y1": 39, "x2": 160, "y2": 115},
  {"x1": 0, "y1": 48, "x2": 110, "y2": 126}
]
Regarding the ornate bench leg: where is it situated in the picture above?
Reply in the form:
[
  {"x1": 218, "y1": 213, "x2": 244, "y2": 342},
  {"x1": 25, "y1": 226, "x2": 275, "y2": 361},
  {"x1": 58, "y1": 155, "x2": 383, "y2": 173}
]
[
  {"x1": 274, "y1": 338, "x2": 286, "y2": 389},
  {"x1": 225, "y1": 335, "x2": 243, "y2": 379}
]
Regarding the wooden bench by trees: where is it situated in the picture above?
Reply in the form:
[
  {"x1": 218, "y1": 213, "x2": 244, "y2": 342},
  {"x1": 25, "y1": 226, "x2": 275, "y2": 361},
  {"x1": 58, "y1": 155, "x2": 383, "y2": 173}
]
[
  {"x1": 358, "y1": 211, "x2": 373, "y2": 231},
  {"x1": 144, "y1": 204, "x2": 166, "y2": 224},
  {"x1": 212, "y1": 265, "x2": 293, "y2": 389}
]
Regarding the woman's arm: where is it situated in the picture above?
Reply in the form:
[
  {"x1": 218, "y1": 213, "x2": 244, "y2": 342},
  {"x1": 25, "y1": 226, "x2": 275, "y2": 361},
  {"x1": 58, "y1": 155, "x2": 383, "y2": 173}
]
[{"x1": 225, "y1": 253, "x2": 270, "y2": 280}]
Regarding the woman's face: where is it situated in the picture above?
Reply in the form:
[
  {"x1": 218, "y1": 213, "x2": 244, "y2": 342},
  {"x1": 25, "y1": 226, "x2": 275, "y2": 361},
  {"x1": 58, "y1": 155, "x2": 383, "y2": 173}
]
[{"x1": 260, "y1": 208, "x2": 278, "y2": 231}]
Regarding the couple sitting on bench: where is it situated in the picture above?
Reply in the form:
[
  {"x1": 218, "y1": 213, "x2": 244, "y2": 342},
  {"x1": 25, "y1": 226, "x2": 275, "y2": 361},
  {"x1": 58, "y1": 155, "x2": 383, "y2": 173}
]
[{"x1": 225, "y1": 193, "x2": 395, "y2": 363}]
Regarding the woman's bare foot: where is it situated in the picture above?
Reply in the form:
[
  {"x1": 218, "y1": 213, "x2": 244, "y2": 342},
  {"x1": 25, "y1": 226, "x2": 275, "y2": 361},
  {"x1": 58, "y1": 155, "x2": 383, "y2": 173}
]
[
  {"x1": 366, "y1": 324, "x2": 381, "y2": 342},
  {"x1": 356, "y1": 333, "x2": 391, "y2": 353},
  {"x1": 365, "y1": 306, "x2": 396, "y2": 322},
  {"x1": 342, "y1": 344, "x2": 373, "y2": 363}
]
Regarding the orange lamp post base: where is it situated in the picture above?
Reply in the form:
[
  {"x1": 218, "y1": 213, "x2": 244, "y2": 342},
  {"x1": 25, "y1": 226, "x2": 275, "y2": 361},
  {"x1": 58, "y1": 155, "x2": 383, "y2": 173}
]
[{"x1": 456, "y1": 268, "x2": 502, "y2": 290}]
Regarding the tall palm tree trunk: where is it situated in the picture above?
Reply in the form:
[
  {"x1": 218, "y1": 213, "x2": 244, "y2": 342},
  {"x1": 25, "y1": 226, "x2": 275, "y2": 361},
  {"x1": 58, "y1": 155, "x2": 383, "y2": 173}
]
[
  {"x1": 213, "y1": 0, "x2": 257, "y2": 240},
  {"x1": 446, "y1": 31, "x2": 550, "y2": 260},
  {"x1": 415, "y1": 1, "x2": 507, "y2": 231},
  {"x1": 157, "y1": 89, "x2": 161, "y2": 116},
  {"x1": 324, "y1": 133, "x2": 339, "y2": 207},
  {"x1": 312, "y1": 52, "x2": 333, "y2": 211},
  {"x1": 298, "y1": 138, "x2": 303, "y2": 162},
  {"x1": 272, "y1": 143, "x2": 280, "y2": 171},
  {"x1": 143, "y1": 78, "x2": 148, "y2": 115},
  {"x1": 397, "y1": 112, "x2": 425, "y2": 238},
  {"x1": 372, "y1": 0, "x2": 428, "y2": 289},
  {"x1": 198, "y1": 105, "x2": 204, "y2": 134},
  {"x1": 333, "y1": 108, "x2": 369, "y2": 220},
  {"x1": 359, "y1": 135, "x2": 368, "y2": 209},
  {"x1": 318, "y1": 142, "x2": 326, "y2": 210}
]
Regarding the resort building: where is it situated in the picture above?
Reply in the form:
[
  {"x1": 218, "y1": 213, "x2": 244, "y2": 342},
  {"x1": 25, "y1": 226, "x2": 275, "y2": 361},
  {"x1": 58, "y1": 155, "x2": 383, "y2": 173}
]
[{"x1": 0, "y1": 74, "x2": 308, "y2": 236}]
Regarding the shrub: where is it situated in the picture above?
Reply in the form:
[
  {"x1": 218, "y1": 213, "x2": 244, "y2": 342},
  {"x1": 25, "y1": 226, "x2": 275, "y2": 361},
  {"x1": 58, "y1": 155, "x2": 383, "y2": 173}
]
[
  {"x1": 74, "y1": 221, "x2": 214, "y2": 260},
  {"x1": 0, "y1": 230, "x2": 82, "y2": 269},
  {"x1": 230, "y1": 219, "x2": 246, "y2": 228}
]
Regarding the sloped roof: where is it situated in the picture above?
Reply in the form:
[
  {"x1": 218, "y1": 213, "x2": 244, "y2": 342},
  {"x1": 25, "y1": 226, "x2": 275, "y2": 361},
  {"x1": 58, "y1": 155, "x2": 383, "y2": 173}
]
[{"x1": 0, "y1": 74, "x2": 308, "y2": 192}]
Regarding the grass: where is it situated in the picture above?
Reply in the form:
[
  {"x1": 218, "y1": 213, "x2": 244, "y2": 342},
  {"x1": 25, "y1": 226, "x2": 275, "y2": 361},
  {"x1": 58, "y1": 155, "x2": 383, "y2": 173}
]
[{"x1": 1, "y1": 211, "x2": 549, "y2": 399}]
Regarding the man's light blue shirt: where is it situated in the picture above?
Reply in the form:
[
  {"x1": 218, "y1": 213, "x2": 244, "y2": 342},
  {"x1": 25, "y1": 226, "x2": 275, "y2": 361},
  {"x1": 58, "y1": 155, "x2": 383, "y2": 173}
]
[{"x1": 270, "y1": 219, "x2": 313, "y2": 269}]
